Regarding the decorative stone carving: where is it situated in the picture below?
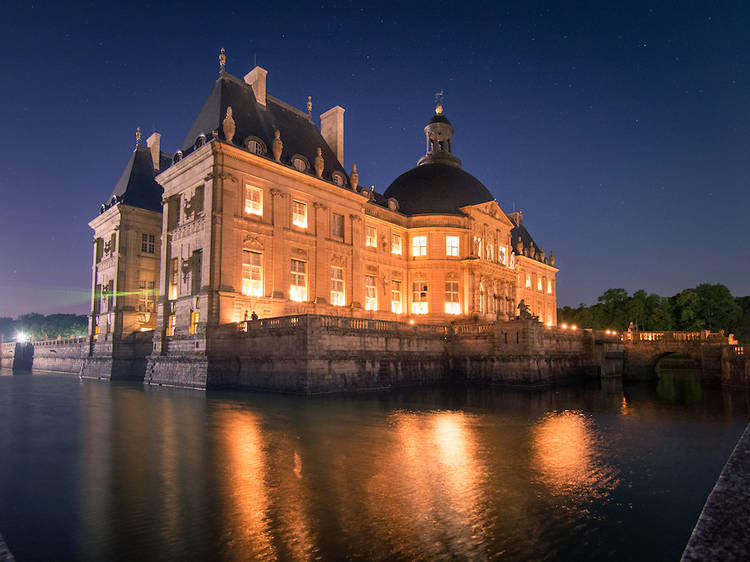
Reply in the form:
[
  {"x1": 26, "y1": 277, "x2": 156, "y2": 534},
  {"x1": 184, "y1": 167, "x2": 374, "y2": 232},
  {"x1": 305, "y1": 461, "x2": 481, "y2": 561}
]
[
  {"x1": 350, "y1": 163, "x2": 359, "y2": 190},
  {"x1": 314, "y1": 147, "x2": 324, "y2": 177},
  {"x1": 242, "y1": 235, "x2": 264, "y2": 251},
  {"x1": 292, "y1": 247, "x2": 307, "y2": 257},
  {"x1": 330, "y1": 253, "x2": 345, "y2": 266},
  {"x1": 219, "y1": 47, "x2": 226, "y2": 74},
  {"x1": 272, "y1": 130, "x2": 283, "y2": 161},
  {"x1": 270, "y1": 188, "x2": 283, "y2": 198},
  {"x1": 366, "y1": 265, "x2": 378, "y2": 273},
  {"x1": 529, "y1": 242, "x2": 535, "y2": 258},
  {"x1": 550, "y1": 252, "x2": 556, "y2": 266},
  {"x1": 222, "y1": 106, "x2": 236, "y2": 144},
  {"x1": 183, "y1": 190, "x2": 201, "y2": 218},
  {"x1": 313, "y1": 202, "x2": 327, "y2": 210},
  {"x1": 516, "y1": 236, "x2": 523, "y2": 254},
  {"x1": 387, "y1": 198, "x2": 399, "y2": 212},
  {"x1": 539, "y1": 247, "x2": 545, "y2": 261}
]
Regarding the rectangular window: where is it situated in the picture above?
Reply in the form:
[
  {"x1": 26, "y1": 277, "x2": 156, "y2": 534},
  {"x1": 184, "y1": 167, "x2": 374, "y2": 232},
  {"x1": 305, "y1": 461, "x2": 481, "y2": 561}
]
[
  {"x1": 412, "y1": 235, "x2": 427, "y2": 257},
  {"x1": 525, "y1": 273, "x2": 531, "y2": 288},
  {"x1": 331, "y1": 213, "x2": 345, "y2": 238},
  {"x1": 290, "y1": 259, "x2": 307, "y2": 302},
  {"x1": 330, "y1": 266, "x2": 345, "y2": 306},
  {"x1": 169, "y1": 258, "x2": 179, "y2": 299},
  {"x1": 365, "y1": 225, "x2": 377, "y2": 248},
  {"x1": 411, "y1": 282, "x2": 428, "y2": 314},
  {"x1": 538, "y1": 276, "x2": 543, "y2": 292},
  {"x1": 292, "y1": 200, "x2": 307, "y2": 228},
  {"x1": 445, "y1": 281, "x2": 460, "y2": 314},
  {"x1": 242, "y1": 251, "x2": 263, "y2": 297},
  {"x1": 245, "y1": 185, "x2": 263, "y2": 216},
  {"x1": 141, "y1": 233, "x2": 155, "y2": 254},
  {"x1": 446, "y1": 235, "x2": 459, "y2": 257},
  {"x1": 547, "y1": 279, "x2": 553, "y2": 294},
  {"x1": 166, "y1": 314, "x2": 176, "y2": 337},
  {"x1": 391, "y1": 233, "x2": 402, "y2": 255},
  {"x1": 391, "y1": 280, "x2": 402, "y2": 314},
  {"x1": 365, "y1": 275, "x2": 377, "y2": 310},
  {"x1": 189, "y1": 310, "x2": 200, "y2": 335},
  {"x1": 138, "y1": 280, "x2": 155, "y2": 312}
]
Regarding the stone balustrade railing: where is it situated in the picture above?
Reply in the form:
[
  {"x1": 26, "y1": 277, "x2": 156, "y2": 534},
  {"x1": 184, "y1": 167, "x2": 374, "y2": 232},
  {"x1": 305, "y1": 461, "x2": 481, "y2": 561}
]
[{"x1": 239, "y1": 314, "x2": 449, "y2": 335}]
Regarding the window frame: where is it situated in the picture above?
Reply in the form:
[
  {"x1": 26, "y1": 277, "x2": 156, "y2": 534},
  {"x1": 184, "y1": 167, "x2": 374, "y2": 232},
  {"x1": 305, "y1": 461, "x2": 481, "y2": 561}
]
[
  {"x1": 445, "y1": 235, "x2": 459, "y2": 257},
  {"x1": 365, "y1": 225, "x2": 377, "y2": 248},
  {"x1": 245, "y1": 185, "x2": 263, "y2": 217},
  {"x1": 412, "y1": 235, "x2": 427, "y2": 257},
  {"x1": 330, "y1": 266, "x2": 345, "y2": 306},
  {"x1": 391, "y1": 233, "x2": 402, "y2": 255},
  {"x1": 290, "y1": 258, "x2": 307, "y2": 302},
  {"x1": 241, "y1": 250, "x2": 263, "y2": 297},
  {"x1": 364, "y1": 274, "x2": 377, "y2": 310},
  {"x1": 292, "y1": 200, "x2": 308, "y2": 229}
]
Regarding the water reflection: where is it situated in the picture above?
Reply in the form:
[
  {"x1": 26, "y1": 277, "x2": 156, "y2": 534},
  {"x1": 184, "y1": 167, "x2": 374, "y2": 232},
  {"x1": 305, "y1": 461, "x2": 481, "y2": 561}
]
[{"x1": 532, "y1": 411, "x2": 618, "y2": 502}]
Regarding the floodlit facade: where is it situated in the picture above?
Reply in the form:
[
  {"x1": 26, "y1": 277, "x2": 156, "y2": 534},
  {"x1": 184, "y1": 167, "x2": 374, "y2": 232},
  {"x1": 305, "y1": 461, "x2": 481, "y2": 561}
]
[{"x1": 87, "y1": 55, "x2": 558, "y2": 353}]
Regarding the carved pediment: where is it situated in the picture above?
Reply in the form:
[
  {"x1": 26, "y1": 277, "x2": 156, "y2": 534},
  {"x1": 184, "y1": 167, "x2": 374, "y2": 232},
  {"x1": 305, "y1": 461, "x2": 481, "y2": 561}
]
[
  {"x1": 242, "y1": 235, "x2": 264, "y2": 251},
  {"x1": 291, "y1": 247, "x2": 307, "y2": 257},
  {"x1": 365, "y1": 264, "x2": 378, "y2": 273},
  {"x1": 330, "y1": 253, "x2": 346, "y2": 266}
]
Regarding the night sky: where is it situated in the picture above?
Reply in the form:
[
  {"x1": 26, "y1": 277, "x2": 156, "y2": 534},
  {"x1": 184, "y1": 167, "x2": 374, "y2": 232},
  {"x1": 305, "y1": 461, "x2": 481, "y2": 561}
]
[{"x1": 1, "y1": 1, "x2": 748, "y2": 317}]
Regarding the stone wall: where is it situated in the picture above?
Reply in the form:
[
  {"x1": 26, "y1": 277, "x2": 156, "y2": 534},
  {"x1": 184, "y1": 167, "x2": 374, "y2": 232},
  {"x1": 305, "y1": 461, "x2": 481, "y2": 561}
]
[
  {"x1": 721, "y1": 346, "x2": 748, "y2": 390},
  {"x1": 32, "y1": 338, "x2": 87, "y2": 374}
]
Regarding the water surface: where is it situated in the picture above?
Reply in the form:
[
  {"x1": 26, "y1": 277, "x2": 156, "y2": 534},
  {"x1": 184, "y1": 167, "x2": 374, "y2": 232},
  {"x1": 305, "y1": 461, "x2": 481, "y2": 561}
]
[{"x1": 0, "y1": 371, "x2": 748, "y2": 561}]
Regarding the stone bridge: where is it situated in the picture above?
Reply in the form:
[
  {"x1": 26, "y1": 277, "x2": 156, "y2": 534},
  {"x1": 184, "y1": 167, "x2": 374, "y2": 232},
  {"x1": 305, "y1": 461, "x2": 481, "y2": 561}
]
[{"x1": 622, "y1": 329, "x2": 737, "y2": 382}]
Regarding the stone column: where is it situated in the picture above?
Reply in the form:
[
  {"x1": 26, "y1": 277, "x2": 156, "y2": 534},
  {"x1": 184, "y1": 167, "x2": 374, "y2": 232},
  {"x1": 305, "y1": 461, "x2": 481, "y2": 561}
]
[
  {"x1": 270, "y1": 189, "x2": 286, "y2": 299},
  {"x1": 313, "y1": 202, "x2": 327, "y2": 304},
  {"x1": 350, "y1": 213, "x2": 363, "y2": 308}
]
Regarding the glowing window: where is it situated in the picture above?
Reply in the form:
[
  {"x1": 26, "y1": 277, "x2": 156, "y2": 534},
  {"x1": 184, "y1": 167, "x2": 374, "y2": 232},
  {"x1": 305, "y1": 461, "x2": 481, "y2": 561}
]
[
  {"x1": 365, "y1": 275, "x2": 377, "y2": 310},
  {"x1": 391, "y1": 280, "x2": 402, "y2": 314},
  {"x1": 290, "y1": 259, "x2": 307, "y2": 302},
  {"x1": 166, "y1": 314, "x2": 176, "y2": 337},
  {"x1": 412, "y1": 236, "x2": 427, "y2": 257},
  {"x1": 391, "y1": 233, "x2": 402, "y2": 255},
  {"x1": 292, "y1": 200, "x2": 307, "y2": 228},
  {"x1": 138, "y1": 280, "x2": 155, "y2": 312},
  {"x1": 547, "y1": 279, "x2": 553, "y2": 294},
  {"x1": 330, "y1": 266, "x2": 345, "y2": 306},
  {"x1": 169, "y1": 258, "x2": 179, "y2": 300},
  {"x1": 525, "y1": 273, "x2": 531, "y2": 288},
  {"x1": 245, "y1": 185, "x2": 263, "y2": 216},
  {"x1": 446, "y1": 236, "x2": 459, "y2": 257},
  {"x1": 538, "y1": 276, "x2": 543, "y2": 292},
  {"x1": 189, "y1": 310, "x2": 200, "y2": 335},
  {"x1": 445, "y1": 281, "x2": 460, "y2": 314},
  {"x1": 242, "y1": 251, "x2": 263, "y2": 297},
  {"x1": 366, "y1": 225, "x2": 377, "y2": 248},
  {"x1": 411, "y1": 282, "x2": 428, "y2": 314}
]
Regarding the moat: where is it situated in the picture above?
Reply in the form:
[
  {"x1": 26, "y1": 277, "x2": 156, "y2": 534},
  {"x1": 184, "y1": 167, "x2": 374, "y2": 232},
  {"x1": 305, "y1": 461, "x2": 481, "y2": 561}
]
[{"x1": 1, "y1": 371, "x2": 748, "y2": 561}]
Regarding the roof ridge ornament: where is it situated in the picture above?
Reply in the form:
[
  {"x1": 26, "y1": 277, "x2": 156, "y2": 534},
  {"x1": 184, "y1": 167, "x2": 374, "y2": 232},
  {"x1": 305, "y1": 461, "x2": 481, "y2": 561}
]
[
  {"x1": 135, "y1": 127, "x2": 142, "y2": 148},
  {"x1": 434, "y1": 90, "x2": 444, "y2": 115},
  {"x1": 272, "y1": 129, "x2": 283, "y2": 161},
  {"x1": 307, "y1": 95, "x2": 312, "y2": 118},
  {"x1": 222, "y1": 106, "x2": 236, "y2": 144},
  {"x1": 350, "y1": 163, "x2": 359, "y2": 190},
  {"x1": 219, "y1": 47, "x2": 226, "y2": 74}
]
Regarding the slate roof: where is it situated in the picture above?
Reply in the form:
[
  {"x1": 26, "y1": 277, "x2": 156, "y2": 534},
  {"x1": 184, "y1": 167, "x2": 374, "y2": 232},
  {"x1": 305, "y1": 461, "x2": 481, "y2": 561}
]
[
  {"x1": 178, "y1": 72, "x2": 347, "y2": 181},
  {"x1": 383, "y1": 162, "x2": 495, "y2": 216},
  {"x1": 508, "y1": 213, "x2": 554, "y2": 265},
  {"x1": 106, "y1": 147, "x2": 171, "y2": 213}
]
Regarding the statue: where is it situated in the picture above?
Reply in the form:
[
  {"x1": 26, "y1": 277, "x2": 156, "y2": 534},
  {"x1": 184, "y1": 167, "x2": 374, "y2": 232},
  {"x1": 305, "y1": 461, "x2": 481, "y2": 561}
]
[
  {"x1": 517, "y1": 299, "x2": 532, "y2": 319},
  {"x1": 314, "y1": 147, "x2": 324, "y2": 177},
  {"x1": 222, "y1": 106, "x2": 236, "y2": 144},
  {"x1": 350, "y1": 163, "x2": 359, "y2": 189},
  {"x1": 272, "y1": 129, "x2": 283, "y2": 161}
]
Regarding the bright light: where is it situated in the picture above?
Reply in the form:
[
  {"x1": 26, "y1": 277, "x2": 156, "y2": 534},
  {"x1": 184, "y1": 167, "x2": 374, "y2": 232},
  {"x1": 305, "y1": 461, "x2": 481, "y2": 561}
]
[
  {"x1": 605, "y1": 329, "x2": 611, "y2": 335},
  {"x1": 571, "y1": 325, "x2": 577, "y2": 331},
  {"x1": 16, "y1": 332, "x2": 28, "y2": 343},
  {"x1": 409, "y1": 319, "x2": 415, "y2": 325},
  {"x1": 561, "y1": 323, "x2": 568, "y2": 329},
  {"x1": 546, "y1": 321, "x2": 553, "y2": 327},
  {"x1": 612, "y1": 330, "x2": 617, "y2": 335}
]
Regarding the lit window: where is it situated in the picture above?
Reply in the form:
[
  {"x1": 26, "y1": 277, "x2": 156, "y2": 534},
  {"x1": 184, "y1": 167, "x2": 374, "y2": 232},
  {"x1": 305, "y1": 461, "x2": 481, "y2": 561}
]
[
  {"x1": 189, "y1": 310, "x2": 200, "y2": 335},
  {"x1": 392, "y1": 233, "x2": 402, "y2": 255},
  {"x1": 93, "y1": 325, "x2": 99, "y2": 340},
  {"x1": 412, "y1": 235, "x2": 427, "y2": 257},
  {"x1": 169, "y1": 258, "x2": 179, "y2": 299},
  {"x1": 538, "y1": 276, "x2": 543, "y2": 292},
  {"x1": 138, "y1": 280, "x2": 155, "y2": 312},
  {"x1": 445, "y1": 281, "x2": 460, "y2": 314},
  {"x1": 245, "y1": 186, "x2": 263, "y2": 216},
  {"x1": 366, "y1": 225, "x2": 377, "y2": 248},
  {"x1": 330, "y1": 266, "x2": 345, "y2": 306},
  {"x1": 525, "y1": 273, "x2": 531, "y2": 288},
  {"x1": 242, "y1": 250, "x2": 263, "y2": 297},
  {"x1": 391, "y1": 280, "x2": 402, "y2": 314},
  {"x1": 365, "y1": 275, "x2": 377, "y2": 310},
  {"x1": 290, "y1": 259, "x2": 307, "y2": 301},
  {"x1": 499, "y1": 246, "x2": 507, "y2": 266},
  {"x1": 411, "y1": 282, "x2": 428, "y2": 314},
  {"x1": 446, "y1": 236, "x2": 459, "y2": 257},
  {"x1": 141, "y1": 233, "x2": 155, "y2": 254},
  {"x1": 331, "y1": 213, "x2": 344, "y2": 238},
  {"x1": 292, "y1": 200, "x2": 307, "y2": 228},
  {"x1": 547, "y1": 311, "x2": 553, "y2": 325},
  {"x1": 166, "y1": 314, "x2": 176, "y2": 337},
  {"x1": 547, "y1": 280, "x2": 553, "y2": 294}
]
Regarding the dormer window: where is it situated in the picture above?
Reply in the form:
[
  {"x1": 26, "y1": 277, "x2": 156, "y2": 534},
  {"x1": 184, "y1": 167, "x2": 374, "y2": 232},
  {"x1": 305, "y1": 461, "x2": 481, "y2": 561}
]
[
  {"x1": 331, "y1": 171, "x2": 346, "y2": 187},
  {"x1": 194, "y1": 134, "x2": 206, "y2": 148},
  {"x1": 291, "y1": 154, "x2": 309, "y2": 172},
  {"x1": 244, "y1": 136, "x2": 267, "y2": 155}
]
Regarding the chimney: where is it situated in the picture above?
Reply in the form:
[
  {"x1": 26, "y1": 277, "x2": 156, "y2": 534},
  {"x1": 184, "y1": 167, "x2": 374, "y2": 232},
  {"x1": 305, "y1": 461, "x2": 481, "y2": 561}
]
[
  {"x1": 244, "y1": 66, "x2": 268, "y2": 106},
  {"x1": 320, "y1": 105, "x2": 345, "y2": 166},
  {"x1": 146, "y1": 132, "x2": 161, "y2": 171}
]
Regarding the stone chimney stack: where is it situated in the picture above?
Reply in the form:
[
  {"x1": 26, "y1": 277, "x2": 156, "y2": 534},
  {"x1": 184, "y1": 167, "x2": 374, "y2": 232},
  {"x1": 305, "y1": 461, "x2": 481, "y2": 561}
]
[
  {"x1": 244, "y1": 66, "x2": 268, "y2": 106},
  {"x1": 146, "y1": 132, "x2": 161, "y2": 171},
  {"x1": 320, "y1": 106, "x2": 345, "y2": 166}
]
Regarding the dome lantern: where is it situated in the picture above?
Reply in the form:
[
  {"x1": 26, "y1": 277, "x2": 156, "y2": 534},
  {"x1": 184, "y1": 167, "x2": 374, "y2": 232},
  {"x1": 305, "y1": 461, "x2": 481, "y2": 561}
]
[{"x1": 417, "y1": 100, "x2": 462, "y2": 168}]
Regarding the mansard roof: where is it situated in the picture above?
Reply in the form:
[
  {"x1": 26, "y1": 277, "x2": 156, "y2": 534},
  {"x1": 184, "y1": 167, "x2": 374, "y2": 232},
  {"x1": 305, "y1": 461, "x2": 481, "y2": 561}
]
[
  {"x1": 179, "y1": 72, "x2": 347, "y2": 180},
  {"x1": 107, "y1": 146, "x2": 170, "y2": 213},
  {"x1": 509, "y1": 213, "x2": 555, "y2": 266}
]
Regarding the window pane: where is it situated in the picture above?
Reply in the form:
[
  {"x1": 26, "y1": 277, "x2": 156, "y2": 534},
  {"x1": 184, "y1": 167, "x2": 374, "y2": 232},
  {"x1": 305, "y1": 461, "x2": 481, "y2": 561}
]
[
  {"x1": 365, "y1": 275, "x2": 377, "y2": 310},
  {"x1": 245, "y1": 186, "x2": 263, "y2": 216},
  {"x1": 292, "y1": 201, "x2": 307, "y2": 228},
  {"x1": 446, "y1": 236, "x2": 459, "y2": 257},
  {"x1": 391, "y1": 234, "x2": 402, "y2": 255}
]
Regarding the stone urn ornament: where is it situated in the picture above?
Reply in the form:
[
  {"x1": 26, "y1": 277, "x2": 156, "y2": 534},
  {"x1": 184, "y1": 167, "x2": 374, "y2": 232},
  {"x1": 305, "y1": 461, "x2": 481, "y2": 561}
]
[
  {"x1": 222, "y1": 106, "x2": 236, "y2": 144},
  {"x1": 549, "y1": 252, "x2": 556, "y2": 266},
  {"x1": 350, "y1": 163, "x2": 359, "y2": 190},
  {"x1": 314, "y1": 147, "x2": 324, "y2": 177},
  {"x1": 516, "y1": 236, "x2": 523, "y2": 254},
  {"x1": 272, "y1": 129, "x2": 283, "y2": 161}
]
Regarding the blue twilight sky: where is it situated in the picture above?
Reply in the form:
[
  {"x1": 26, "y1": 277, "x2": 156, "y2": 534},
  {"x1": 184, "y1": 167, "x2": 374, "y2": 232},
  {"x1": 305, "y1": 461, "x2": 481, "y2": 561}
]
[{"x1": 0, "y1": 1, "x2": 748, "y2": 317}]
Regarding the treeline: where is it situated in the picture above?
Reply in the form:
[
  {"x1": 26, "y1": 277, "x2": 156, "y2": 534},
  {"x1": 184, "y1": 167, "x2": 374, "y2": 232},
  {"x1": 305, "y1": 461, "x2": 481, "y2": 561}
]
[
  {"x1": 0, "y1": 313, "x2": 88, "y2": 341},
  {"x1": 558, "y1": 284, "x2": 750, "y2": 342}
]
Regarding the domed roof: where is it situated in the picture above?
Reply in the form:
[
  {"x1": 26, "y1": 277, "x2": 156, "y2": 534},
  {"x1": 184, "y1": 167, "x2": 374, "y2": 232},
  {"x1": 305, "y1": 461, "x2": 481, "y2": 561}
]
[{"x1": 383, "y1": 163, "x2": 495, "y2": 215}]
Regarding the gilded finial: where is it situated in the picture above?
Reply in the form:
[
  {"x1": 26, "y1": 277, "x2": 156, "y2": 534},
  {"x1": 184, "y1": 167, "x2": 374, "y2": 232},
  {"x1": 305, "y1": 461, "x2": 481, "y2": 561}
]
[
  {"x1": 434, "y1": 90, "x2": 444, "y2": 115},
  {"x1": 219, "y1": 47, "x2": 226, "y2": 74},
  {"x1": 135, "y1": 126, "x2": 142, "y2": 147},
  {"x1": 307, "y1": 95, "x2": 312, "y2": 117}
]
